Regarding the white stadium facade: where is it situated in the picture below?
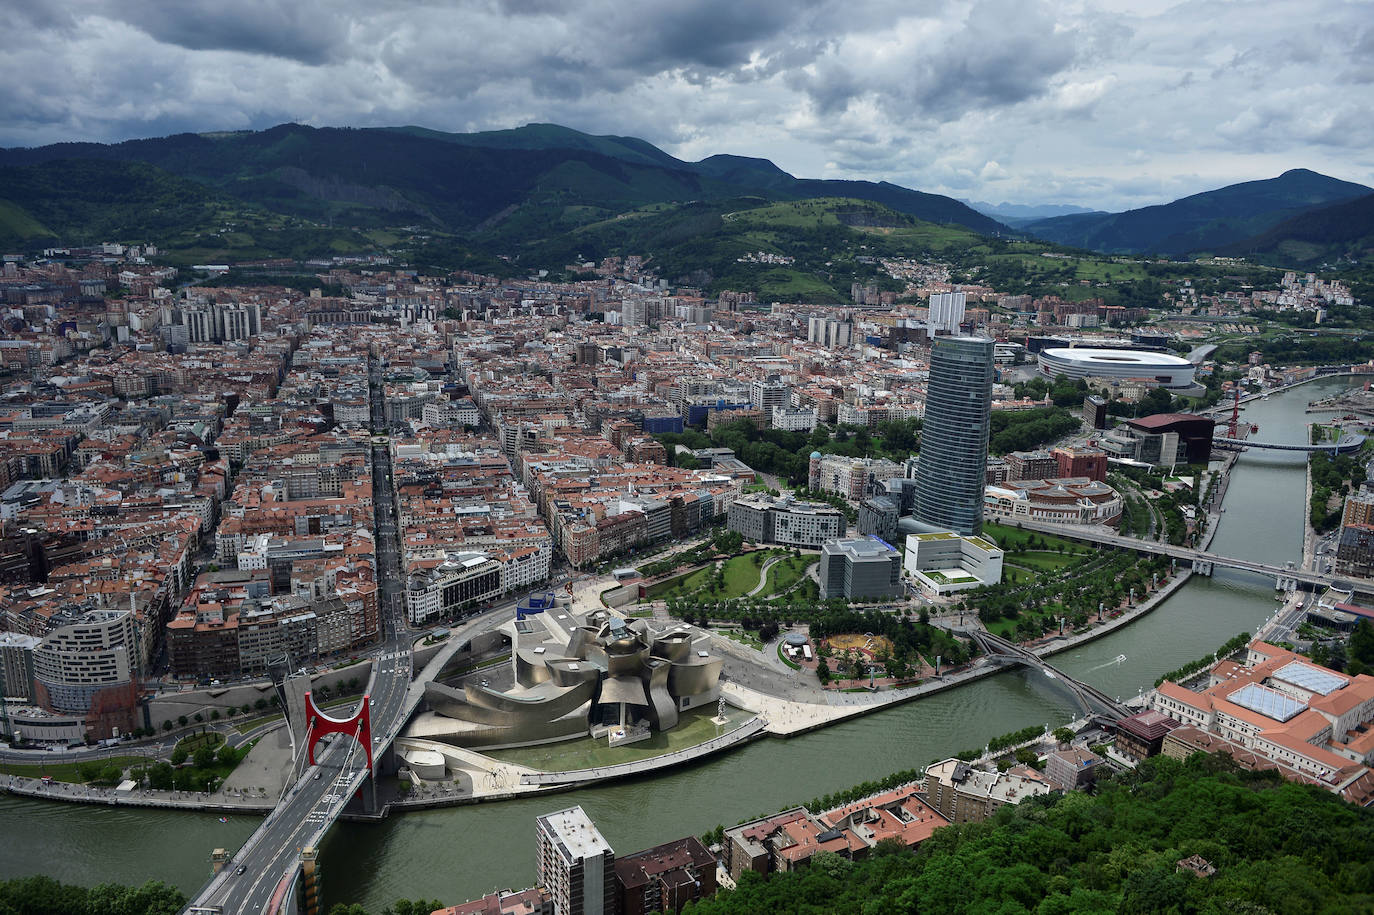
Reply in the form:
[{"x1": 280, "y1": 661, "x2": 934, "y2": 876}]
[{"x1": 1037, "y1": 347, "x2": 1196, "y2": 389}]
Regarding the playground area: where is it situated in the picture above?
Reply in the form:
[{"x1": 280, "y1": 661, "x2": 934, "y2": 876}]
[{"x1": 822, "y1": 632, "x2": 895, "y2": 659}]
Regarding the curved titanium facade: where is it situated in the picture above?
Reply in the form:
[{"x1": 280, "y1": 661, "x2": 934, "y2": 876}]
[{"x1": 914, "y1": 336, "x2": 994, "y2": 536}]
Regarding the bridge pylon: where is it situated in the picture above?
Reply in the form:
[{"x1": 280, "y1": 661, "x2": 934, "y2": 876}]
[
  {"x1": 304, "y1": 691, "x2": 372, "y2": 770},
  {"x1": 298, "y1": 846, "x2": 322, "y2": 915}
]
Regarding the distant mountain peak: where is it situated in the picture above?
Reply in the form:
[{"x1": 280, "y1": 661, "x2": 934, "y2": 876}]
[{"x1": 1023, "y1": 169, "x2": 1373, "y2": 256}]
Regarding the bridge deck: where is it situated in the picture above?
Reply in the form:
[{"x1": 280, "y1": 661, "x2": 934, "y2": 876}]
[{"x1": 970, "y1": 630, "x2": 1133, "y2": 720}]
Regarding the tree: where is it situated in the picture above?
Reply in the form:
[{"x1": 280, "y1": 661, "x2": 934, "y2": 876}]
[
  {"x1": 161, "y1": 720, "x2": 173, "y2": 733},
  {"x1": 177, "y1": 716, "x2": 188, "y2": 727},
  {"x1": 193, "y1": 747, "x2": 215, "y2": 769},
  {"x1": 1349, "y1": 619, "x2": 1374, "y2": 674},
  {"x1": 217, "y1": 744, "x2": 238, "y2": 767},
  {"x1": 170, "y1": 746, "x2": 188, "y2": 767}
]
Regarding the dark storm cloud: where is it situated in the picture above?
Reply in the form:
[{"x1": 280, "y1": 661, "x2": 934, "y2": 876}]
[{"x1": 102, "y1": 0, "x2": 351, "y2": 65}]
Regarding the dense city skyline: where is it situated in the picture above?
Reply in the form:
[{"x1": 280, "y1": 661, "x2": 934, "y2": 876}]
[{"x1": 4, "y1": 0, "x2": 1372, "y2": 210}]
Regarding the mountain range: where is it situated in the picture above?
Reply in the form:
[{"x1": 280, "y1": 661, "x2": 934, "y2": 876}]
[
  {"x1": 0, "y1": 122, "x2": 1006, "y2": 252},
  {"x1": 963, "y1": 200, "x2": 1101, "y2": 227},
  {"x1": 0, "y1": 122, "x2": 1371, "y2": 273},
  {"x1": 1021, "y1": 169, "x2": 1373, "y2": 257}
]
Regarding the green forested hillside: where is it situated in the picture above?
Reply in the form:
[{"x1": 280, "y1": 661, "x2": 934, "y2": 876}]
[
  {"x1": 1025, "y1": 169, "x2": 1373, "y2": 256},
  {"x1": 686, "y1": 754, "x2": 1374, "y2": 915},
  {"x1": 504, "y1": 197, "x2": 985, "y2": 302},
  {"x1": 0, "y1": 122, "x2": 1005, "y2": 248},
  {"x1": 1219, "y1": 193, "x2": 1374, "y2": 265}
]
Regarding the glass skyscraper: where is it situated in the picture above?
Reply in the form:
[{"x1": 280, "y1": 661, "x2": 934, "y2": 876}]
[{"x1": 914, "y1": 336, "x2": 994, "y2": 535}]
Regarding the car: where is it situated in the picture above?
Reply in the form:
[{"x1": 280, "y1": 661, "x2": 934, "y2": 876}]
[
  {"x1": 235, "y1": 865, "x2": 247, "y2": 875},
  {"x1": 314, "y1": 772, "x2": 322, "y2": 780}
]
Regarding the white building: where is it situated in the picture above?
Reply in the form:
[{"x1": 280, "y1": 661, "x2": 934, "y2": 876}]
[
  {"x1": 903, "y1": 532, "x2": 1003, "y2": 596},
  {"x1": 771, "y1": 405, "x2": 818, "y2": 432},
  {"x1": 404, "y1": 552, "x2": 503, "y2": 626},
  {"x1": 929, "y1": 291, "x2": 966, "y2": 334},
  {"x1": 536, "y1": 806, "x2": 615, "y2": 915}
]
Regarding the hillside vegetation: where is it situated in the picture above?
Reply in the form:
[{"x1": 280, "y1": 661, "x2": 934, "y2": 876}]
[
  {"x1": 1025, "y1": 169, "x2": 1372, "y2": 256},
  {"x1": 686, "y1": 753, "x2": 1374, "y2": 914},
  {"x1": 1219, "y1": 193, "x2": 1374, "y2": 266}
]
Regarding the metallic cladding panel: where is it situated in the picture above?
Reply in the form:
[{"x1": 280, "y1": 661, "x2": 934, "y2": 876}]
[
  {"x1": 651, "y1": 632, "x2": 692, "y2": 662},
  {"x1": 644, "y1": 658, "x2": 678, "y2": 731},
  {"x1": 605, "y1": 639, "x2": 649, "y2": 677},
  {"x1": 668, "y1": 657, "x2": 723, "y2": 698},
  {"x1": 515, "y1": 650, "x2": 553, "y2": 688}
]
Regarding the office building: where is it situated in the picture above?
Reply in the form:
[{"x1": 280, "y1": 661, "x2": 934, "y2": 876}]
[
  {"x1": 904, "y1": 531, "x2": 1003, "y2": 596},
  {"x1": 1083, "y1": 395, "x2": 1109, "y2": 430},
  {"x1": 1053, "y1": 446, "x2": 1108, "y2": 482},
  {"x1": 749, "y1": 377, "x2": 790, "y2": 413},
  {"x1": 1004, "y1": 450, "x2": 1058, "y2": 481},
  {"x1": 32, "y1": 607, "x2": 139, "y2": 739},
  {"x1": 0, "y1": 631, "x2": 39, "y2": 702},
  {"x1": 857, "y1": 495, "x2": 900, "y2": 543},
  {"x1": 913, "y1": 337, "x2": 994, "y2": 535},
  {"x1": 819, "y1": 537, "x2": 902, "y2": 601},
  {"x1": 727, "y1": 494, "x2": 846, "y2": 548},
  {"x1": 536, "y1": 806, "x2": 615, "y2": 915}
]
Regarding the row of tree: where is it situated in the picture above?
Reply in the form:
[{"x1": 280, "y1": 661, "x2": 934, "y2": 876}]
[{"x1": 0, "y1": 876, "x2": 184, "y2": 915}]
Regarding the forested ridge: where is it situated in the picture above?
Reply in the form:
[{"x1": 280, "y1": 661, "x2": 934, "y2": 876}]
[{"x1": 684, "y1": 754, "x2": 1374, "y2": 914}]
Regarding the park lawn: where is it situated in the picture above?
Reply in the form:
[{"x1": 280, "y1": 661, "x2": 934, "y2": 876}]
[
  {"x1": 1004, "y1": 551, "x2": 1077, "y2": 573},
  {"x1": 763, "y1": 555, "x2": 817, "y2": 596},
  {"x1": 1002, "y1": 566, "x2": 1033, "y2": 586},
  {"x1": 0, "y1": 755, "x2": 149, "y2": 783},
  {"x1": 985, "y1": 618, "x2": 1020, "y2": 639},
  {"x1": 649, "y1": 565, "x2": 713, "y2": 599},
  {"x1": 984, "y1": 522, "x2": 1091, "y2": 555},
  {"x1": 720, "y1": 628, "x2": 764, "y2": 650},
  {"x1": 175, "y1": 732, "x2": 225, "y2": 754},
  {"x1": 719, "y1": 552, "x2": 769, "y2": 598}
]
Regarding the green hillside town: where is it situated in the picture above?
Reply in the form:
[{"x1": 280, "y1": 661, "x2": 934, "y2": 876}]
[{"x1": 3, "y1": 3, "x2": 1374, "y2": 915}]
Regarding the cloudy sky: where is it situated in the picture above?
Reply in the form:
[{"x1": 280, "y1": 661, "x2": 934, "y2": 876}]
[{"x1": 5, "y1": 0, "x2": 1372, "y2": 210}]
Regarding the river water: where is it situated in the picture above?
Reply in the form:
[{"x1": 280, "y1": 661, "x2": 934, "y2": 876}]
[{"x1": 0, "y1": 377, "x2": 1350, "y2": 909}]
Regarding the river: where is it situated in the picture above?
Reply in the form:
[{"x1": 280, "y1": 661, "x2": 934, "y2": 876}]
[{"x1": 0, "y1": 376, "x2": 1352, "y2": 910}]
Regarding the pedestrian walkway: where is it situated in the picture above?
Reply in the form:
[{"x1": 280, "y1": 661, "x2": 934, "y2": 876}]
[
  {"x1": 746, "y1": 556, "x2": 782, "y2": 597},
  {"x1": 518, "y1": 716, "x2": 768, "y2": 786},
  {"x1": 1, "y1": 772, "x2": 276, "y2": 813}
]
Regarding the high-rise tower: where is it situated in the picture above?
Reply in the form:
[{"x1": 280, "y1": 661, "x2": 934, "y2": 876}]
[{"x1": 914, "y1": 336, "x2": 994, "y2": 535}]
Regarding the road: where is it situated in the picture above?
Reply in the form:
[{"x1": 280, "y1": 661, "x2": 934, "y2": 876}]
[{"x1": 188, "y1": 354, "x2": 413, "y2": 915}]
